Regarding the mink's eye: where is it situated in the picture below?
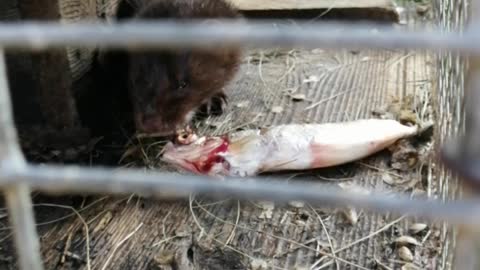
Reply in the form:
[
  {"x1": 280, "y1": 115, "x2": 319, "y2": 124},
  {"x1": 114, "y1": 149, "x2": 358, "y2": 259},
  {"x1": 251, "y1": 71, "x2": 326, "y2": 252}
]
[{"x1": 178, "y1": 80, "x2": 188, "y2": 89}]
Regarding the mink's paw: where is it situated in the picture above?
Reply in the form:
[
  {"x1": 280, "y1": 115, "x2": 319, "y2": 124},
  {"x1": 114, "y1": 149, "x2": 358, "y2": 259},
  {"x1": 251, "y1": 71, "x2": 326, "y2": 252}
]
[{"x1": 198, "y1": 92, "x2": 228, "y2": 116}]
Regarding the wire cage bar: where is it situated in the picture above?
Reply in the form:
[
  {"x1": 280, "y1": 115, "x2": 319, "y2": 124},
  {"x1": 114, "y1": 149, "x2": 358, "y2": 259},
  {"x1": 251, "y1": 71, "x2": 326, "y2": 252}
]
[
  {"x1": 0, "y1": 20, "x2": 478, "y2": 52},
  {"x1": 0, "y1": 17, "x2": 476, "y2": 270}
]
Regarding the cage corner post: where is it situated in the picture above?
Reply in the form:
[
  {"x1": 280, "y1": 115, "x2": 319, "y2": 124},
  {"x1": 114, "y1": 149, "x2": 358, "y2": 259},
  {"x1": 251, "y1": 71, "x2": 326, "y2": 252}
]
[{"x1": 0, "y1": 47, "x2": 44, "y2": 270}]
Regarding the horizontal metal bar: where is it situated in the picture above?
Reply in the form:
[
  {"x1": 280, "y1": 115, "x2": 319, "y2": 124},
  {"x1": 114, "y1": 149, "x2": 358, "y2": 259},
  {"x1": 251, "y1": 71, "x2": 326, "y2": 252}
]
[
  {"x1": 2, "y1": 164, "x2": 480, "y2": 226},
  {"x1": 0, "y1": 20, "x2": 477, "y2": 53}
]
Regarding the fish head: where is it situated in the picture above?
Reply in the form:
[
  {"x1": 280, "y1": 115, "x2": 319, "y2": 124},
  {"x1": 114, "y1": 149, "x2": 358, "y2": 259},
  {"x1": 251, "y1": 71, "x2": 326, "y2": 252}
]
[{"x1": 161, "y1": 136, "x2": 230, "y2": 176}]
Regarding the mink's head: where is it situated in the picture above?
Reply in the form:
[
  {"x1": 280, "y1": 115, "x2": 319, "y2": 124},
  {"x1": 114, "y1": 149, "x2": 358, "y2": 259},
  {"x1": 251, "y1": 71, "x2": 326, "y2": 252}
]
[
  {"x1": 128, "y1": 48, "x2": 240, "y2": 135},
  {"x1": 125, "y1": 0, "x2": 242, "y2": 135}
]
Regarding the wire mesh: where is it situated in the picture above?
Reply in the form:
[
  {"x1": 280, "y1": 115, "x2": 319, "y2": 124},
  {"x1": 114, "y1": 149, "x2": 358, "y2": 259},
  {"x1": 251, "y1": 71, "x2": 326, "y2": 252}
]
[
  {"x1": 0, "y1": 1, "x2": 474, "y2": 269},
  {"x1": 432, "y1": 0, "x2": 469, "y2": 268}
]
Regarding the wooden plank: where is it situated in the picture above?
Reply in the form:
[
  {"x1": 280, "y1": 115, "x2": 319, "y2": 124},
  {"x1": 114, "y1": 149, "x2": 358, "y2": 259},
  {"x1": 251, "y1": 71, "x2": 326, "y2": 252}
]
[
  {"x1": 17, "y1": 0, "x2": 78, "y2": 129},
  {"x1": 0, "y1": 0, "x2": 46, "y2": 126},
  {"x1": 228, "y1": 0, "x2": 396, "y2": 11}
]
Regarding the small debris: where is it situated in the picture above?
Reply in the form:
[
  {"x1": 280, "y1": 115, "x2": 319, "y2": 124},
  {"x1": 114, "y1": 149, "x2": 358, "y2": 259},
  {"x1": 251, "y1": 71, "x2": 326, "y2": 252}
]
[
  {"x1": 394, "y1": 236, "x2": 421, "y2": 246},
  {"x1": 258, "y1": 201, "x2": 275, "y2": 219},
  {"x1": 341, "y1": 207, "x2": 359, "y2": 225},
  {"x1": 294, "y1": 219, "x2": 307, "y2": 226},
  {"x1": 288, "y1": 201, "x2": 305, "y2": 208},
  {"x1": 382, "y1": 173, "x2": 396, "y2": 185},
  {"x1": 388, "y1": 140, "x2": 419, "y2": 171},
  {"x1": 399, "y1": 110, "x2": 418, "y2": 125},
  {"x1": 271, "y1": 106, "x2": 284, "y2": 114},
  {"x1": 91, "y1": 211, "x2": 113, "y2": 235},
  {"x1": 207, "y1": 121, "x2": 222, "y2": 128},
  {"x1": 396, "y1": 7, "x2": 408, "y2": 25},
  {"x1": 63, "y1": 252, "x2": 84, "y2": 263},
  {"x1": 402, "y1": 263, "x2": 421, "y2": 270},
  {"x1": 409, "y1": 223, "x2": 428, "y2": 235},
  {"x1": 416, "y1": 4, "x2": 430, "y2": 15},
  {"x1": 250, "y1": 259, "x2": 268, "y2": 270},
  {"x1": 303, "y1": 76, "x2": 320, "y2": 83},
  {"x1": 372, "y1": 106, "x2": 396, "y2": 120},
  {"x1": 235, "y1": 101, "x2": 250, "y2": 108},
  {"x1": 337, "y1": 183, "x2": 370, "y2": 225},
  {"x1": 154, "y1": 251, "x2": 175, "y2": 265},
  {"x1": 291, "y1": 94, "x2": 306, "y2": 102},
  {"x1": 398, "y1": 246, "x2": 414, "y2": 262}
]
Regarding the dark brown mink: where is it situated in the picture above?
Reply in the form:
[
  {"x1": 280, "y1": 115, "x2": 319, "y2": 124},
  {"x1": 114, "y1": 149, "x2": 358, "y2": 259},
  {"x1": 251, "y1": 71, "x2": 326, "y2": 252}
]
[{"x1": 93, "y1": 0, "x2": 243, "y2": 137}]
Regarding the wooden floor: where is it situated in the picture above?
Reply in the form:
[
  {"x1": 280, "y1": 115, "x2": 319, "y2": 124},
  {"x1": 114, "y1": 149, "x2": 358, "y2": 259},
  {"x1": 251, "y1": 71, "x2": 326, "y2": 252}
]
[
  {"x1": 31, "y1": 32, "x2": 448, "y2": 270},
  {"x1": 0, "y1": 2, "x2": 454, "y2": 270}
]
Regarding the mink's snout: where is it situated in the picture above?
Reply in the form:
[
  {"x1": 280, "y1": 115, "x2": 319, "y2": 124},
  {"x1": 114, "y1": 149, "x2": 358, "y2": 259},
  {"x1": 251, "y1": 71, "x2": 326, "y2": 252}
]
[{"x1": 135, "y1": 112, "x2": 179, "y2": 136}]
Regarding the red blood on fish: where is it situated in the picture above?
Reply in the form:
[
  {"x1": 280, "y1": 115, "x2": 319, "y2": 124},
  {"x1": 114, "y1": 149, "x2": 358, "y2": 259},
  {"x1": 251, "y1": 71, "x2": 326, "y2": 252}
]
[{"x1": 192, "y1": 138, "x2": 230, "y2": 174}]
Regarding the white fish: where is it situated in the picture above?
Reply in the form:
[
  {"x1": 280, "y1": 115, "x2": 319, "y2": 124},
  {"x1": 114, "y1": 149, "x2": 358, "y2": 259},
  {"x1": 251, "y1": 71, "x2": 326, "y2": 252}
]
[{"x1": 161, "y1": 119, "x2": 419, "y2": 177}]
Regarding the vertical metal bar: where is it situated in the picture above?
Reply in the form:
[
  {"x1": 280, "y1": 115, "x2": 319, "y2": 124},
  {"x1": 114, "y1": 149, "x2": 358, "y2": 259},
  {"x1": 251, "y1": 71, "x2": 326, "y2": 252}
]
[
  {"x1": 449, "y1": 1, "x2": 480, "y2": 269},
  {"x1": 4, "y1": 185, "x2": 43, "y2": 270},
  {"x1": 460, "y1": 0, "x2": 480, "y2": 172},
  {"x1": 0, "y1": 48, "x2": 43, "y2": 270}
]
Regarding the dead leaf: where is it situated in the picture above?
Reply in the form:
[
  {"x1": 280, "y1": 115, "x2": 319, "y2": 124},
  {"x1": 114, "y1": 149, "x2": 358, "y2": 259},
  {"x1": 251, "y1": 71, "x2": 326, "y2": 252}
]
[
  {"x1": 409, "y1": 223, "x2": 428, "y2": 235},
  {"x1": 382, "y1": 173, "x2": 395, "y2": 185},
  {"x1": 258, "y1": 201, "x2": 274, "y2": 219},
  {"x1": 394, "y1": 236, "x2": 421, "y2": 246},
  {"x1": 341, "y1": 207, "x2": 359, "y2": 225},
  {"x1": 398, "y1": 246, "x2": 414, "y2": 262}
]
